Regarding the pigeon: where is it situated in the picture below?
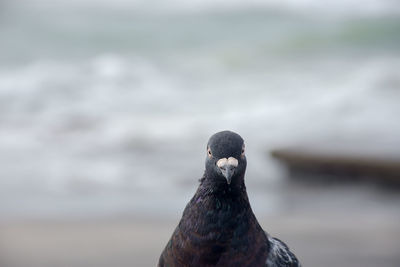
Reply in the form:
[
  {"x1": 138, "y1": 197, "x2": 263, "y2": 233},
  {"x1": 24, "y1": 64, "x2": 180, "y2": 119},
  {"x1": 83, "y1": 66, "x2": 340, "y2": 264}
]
[{"x1": 159, "y1": 131, "x2": 301, "y2": 267}]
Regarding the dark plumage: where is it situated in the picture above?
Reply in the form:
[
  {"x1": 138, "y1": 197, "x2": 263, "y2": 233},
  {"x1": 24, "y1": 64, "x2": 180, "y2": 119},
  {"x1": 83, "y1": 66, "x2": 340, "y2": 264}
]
[{"x1": 159, "y1": 131, "x2": 301, "y2": 267}]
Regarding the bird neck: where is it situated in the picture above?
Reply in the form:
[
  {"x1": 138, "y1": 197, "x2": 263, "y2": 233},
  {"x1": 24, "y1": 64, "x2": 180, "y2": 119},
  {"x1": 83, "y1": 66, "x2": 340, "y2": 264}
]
[
  {"x1": 193, "y1": 172, "x2": 254, "y2": 221},
  {"x1": 199, "y1": 172, "x2": 247, "y2": 196},
  {"x1": 172, "y1": 173, "x2": 266, "y2": 265},
  {"x1": 178, "y1": 173, "x2": 261, "y2": 250}
]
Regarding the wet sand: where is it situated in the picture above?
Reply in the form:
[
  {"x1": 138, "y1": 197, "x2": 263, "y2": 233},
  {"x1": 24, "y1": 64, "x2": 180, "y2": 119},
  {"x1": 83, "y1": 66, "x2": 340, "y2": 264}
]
[{"x1": 1, "y1": 210, "x2": 399, "y2": 267}]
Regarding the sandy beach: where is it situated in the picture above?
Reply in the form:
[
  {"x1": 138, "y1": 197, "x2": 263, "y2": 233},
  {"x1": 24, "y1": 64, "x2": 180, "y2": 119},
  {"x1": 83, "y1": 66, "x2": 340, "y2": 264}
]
[{"x1": 1, "y1": 208, "x2": 399, "y2": 267}]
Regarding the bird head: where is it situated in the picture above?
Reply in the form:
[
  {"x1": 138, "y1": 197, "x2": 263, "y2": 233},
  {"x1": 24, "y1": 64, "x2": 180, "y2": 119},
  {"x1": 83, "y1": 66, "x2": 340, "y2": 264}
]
[{"x1": 205, "y1": 131, "x2": 247, "y2": 186}]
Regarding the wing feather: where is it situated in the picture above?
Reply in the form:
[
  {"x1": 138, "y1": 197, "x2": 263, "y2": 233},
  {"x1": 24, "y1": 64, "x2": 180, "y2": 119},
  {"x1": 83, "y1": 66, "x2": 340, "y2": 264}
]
[{"x1": 265, "y1": 234, "x2": 301, "y2": 267}]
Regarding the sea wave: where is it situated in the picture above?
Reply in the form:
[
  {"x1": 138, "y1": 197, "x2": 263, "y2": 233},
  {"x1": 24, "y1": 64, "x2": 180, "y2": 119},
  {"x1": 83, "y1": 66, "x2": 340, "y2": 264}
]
[
  {"x1": 1, "y1": 54, "x2": 400, "y2": 218},
  {"x1": 1, "y1": 3, "x2": 400, "y2": 218}
]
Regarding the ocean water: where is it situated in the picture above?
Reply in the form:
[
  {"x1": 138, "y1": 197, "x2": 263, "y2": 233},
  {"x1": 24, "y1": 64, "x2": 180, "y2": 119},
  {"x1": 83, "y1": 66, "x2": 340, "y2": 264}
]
[{"x1": 1, "y1": 1, "x2": 400, "y2": 219}]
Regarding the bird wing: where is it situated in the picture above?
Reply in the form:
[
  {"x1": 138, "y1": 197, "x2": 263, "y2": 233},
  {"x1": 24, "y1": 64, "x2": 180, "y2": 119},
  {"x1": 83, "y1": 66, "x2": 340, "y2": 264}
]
[{"x1": 265, "y1": 233, "x2": 301, "y2": 267}]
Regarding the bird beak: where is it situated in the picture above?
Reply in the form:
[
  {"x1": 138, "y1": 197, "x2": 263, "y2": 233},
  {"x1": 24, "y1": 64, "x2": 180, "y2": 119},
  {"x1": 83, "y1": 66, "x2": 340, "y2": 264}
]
[
  {"x1": 221, "y1": 165, "x2": 235, "y2": 184},
  {"x1": 217, "y1": 157, "x2": 239, "y2": 185}
]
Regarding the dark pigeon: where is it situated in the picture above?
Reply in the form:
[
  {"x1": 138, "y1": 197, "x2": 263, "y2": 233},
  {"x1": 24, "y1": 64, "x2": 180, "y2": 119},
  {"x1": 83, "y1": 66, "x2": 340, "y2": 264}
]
[{"x1": 159, "y1": 131, "x2": 301, "y2": 267}]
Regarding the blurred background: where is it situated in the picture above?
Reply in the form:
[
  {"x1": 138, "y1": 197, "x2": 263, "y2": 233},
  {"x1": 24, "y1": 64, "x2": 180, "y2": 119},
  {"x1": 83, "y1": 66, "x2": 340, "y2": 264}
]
[{"x1": 1, "y1": 0, "x2": 400, "y2": 266}]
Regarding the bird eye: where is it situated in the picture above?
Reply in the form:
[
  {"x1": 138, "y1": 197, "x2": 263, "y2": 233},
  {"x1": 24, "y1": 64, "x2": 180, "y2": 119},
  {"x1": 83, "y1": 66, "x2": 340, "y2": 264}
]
[
  {"x1": 207, "y1": 147, "x2": 212, "y2": 158},
  {"x1": 241, "y1": 145, "x2": 245, "y2": 157}
]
